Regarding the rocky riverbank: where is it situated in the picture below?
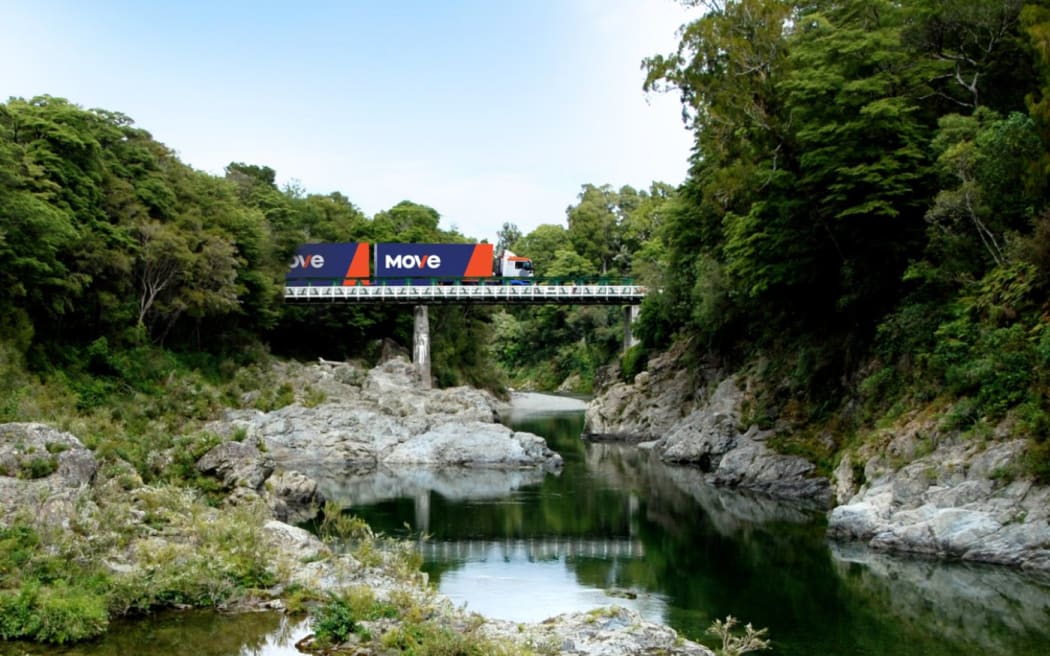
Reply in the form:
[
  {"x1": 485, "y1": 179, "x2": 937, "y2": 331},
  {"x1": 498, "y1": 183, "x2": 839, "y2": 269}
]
[
  {"x1": 207, "y1": 357, "x2": 563, "y2": 477},
  {"x1": 585, "y1": 341, "x2": 832, "y2": 506},
  {"x1": 584, "y1": 344, "x2": 1050, "y2": 571},
  {"x1": 0, "y1": 357, "x2": 712, "y2": 653},
  {"x1": 827, "y1": 425, "x2": 1050, "y2": 570}
]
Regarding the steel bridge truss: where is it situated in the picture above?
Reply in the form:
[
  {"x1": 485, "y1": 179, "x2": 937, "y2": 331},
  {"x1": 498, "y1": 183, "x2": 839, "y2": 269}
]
[{"x1": 284, "y1": 283, "x2": 648, "y2": 305}]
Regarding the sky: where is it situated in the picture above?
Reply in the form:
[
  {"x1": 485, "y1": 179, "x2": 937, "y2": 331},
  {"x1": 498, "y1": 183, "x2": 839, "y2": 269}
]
[{"x1": 1, "y1": 0, "x2": 698, "y2": 244}]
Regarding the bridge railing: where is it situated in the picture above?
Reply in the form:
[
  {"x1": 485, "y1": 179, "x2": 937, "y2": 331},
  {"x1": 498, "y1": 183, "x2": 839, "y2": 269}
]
[{"x1": 284, "y1": 276, "x2": 638, "y2": 287}]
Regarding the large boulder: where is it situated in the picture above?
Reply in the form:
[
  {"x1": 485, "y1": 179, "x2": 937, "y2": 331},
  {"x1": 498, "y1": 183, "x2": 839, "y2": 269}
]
[
  {"x1": 637, "y1": 377, "x2": 831, "y2": 504},
  {"x1": 208, "y1": 357, "x2": 555, "y2": 475},
  {"x1": 383, "y1": 422, "x2": 562, "y2": 470},
  {"x1": 0, "y1": 423, "x2": 98, "y2": 528},
  {"x1": 196, "y1": 437, "x2": 322, "y2": 522},
  {"x1": 828, "y1": 438, "x2": 1050, "y2": 570}
]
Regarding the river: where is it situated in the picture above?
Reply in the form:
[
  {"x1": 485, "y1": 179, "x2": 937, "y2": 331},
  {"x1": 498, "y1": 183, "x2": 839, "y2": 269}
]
[{"x1": 8, "y1": 396, "x2": 1050, "y2": 655}]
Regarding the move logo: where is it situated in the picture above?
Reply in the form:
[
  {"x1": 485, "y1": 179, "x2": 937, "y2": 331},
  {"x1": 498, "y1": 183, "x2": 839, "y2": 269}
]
[
  {"x1": 289, "y1": 253, "x2": 326, "y2": 269},
  {"x1": 384, "y1": 253, "x2": 442, "y2": 270}
]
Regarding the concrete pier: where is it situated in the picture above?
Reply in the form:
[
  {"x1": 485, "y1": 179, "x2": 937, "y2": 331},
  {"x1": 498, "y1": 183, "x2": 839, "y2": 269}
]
[
  {"x1": 623, "y1": 305, "x2": 641, "y2": 353},
  {"x1": 413, "y1": 304, "x2": 431, "y2": 388}
]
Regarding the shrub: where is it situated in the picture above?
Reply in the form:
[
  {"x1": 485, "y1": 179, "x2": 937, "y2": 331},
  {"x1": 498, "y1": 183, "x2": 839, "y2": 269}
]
[
  {"x1": 19, "y1": 456, "x2": 58, "y2": 479},
  {"x1": 0, "y1": 583, "x2": 109, "y2": 644},
  {"x1": 620, "y1": 343, "x2": 648, "y2": 383},
  {"x1": 707, "y1": 615, "x2": 770, "y2": 656}
]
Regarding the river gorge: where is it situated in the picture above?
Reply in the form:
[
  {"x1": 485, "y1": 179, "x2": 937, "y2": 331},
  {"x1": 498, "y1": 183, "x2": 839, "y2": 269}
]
[{"x1": 6, "y1": 393, "x2": 1049, "y2": 656}]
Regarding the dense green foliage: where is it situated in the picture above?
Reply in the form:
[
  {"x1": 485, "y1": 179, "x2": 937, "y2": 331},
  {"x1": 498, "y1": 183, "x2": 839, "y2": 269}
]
[
  {"x1": 489, "y1": 183, "x2": 677, "y2": 392},
  {"x1": 641, "y1": 0, "x2": 1050, "y2": 478},
  {"x1": 0, "y1": 95, "x2": 511, "y2": 397}
]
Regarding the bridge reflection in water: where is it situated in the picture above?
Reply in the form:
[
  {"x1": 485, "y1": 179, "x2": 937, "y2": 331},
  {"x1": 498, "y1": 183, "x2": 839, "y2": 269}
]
[{"x1": 415, "y1": 538, "x2": 645, "y2": 562}]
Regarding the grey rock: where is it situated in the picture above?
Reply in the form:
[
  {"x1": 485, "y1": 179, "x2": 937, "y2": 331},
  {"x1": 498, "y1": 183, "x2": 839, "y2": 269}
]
[
  {"x1": 479, "y1": 606, "x2": 714, "y2": 656},
  {"x1": 384, "y1": 422, "x2": 562, "y2": 470},
  {"x1": 262, "y1": 519, "x2": 330, "y2": 563},
  {"x1": 586, "y1": 355, "x2": 830, "y2": 504},
  {"x1": 584, "y1": 341, "x2": 701, "y2": 440},
  {"x1": 828, "y1": 439, "x2": 1050, "y2": 570},
  {"x1": 314, "y1": 465, "x2": 549, "y2": 509},
  {"x1": 0, "y1": 423, "x2": 98, "y2": 528},
  {"x1": 264, "y1": 469, "x2": 323, "y2": 523},
  {"x1": 208, "y1": 357, "x2": 555, "y2": 473},
  {"x1": 196, "y1": 440, "x2": 274, "y2": 490}
]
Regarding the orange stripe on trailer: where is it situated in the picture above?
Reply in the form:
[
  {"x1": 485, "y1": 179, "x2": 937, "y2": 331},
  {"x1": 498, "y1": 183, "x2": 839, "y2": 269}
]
[
  {"x1": 343, "y1": 242, "x2": 371, "y2": 286},
  {"x1": 464, "y1": 243, "x2": 495, "y2": 277}
]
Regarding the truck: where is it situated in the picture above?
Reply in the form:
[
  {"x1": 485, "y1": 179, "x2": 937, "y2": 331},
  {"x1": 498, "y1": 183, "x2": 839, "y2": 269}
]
[
  {"x1": 286, "y1": 242, "x2": 534, "y2": 286},
  {"x1": 495, "y1": 249, "x2": 534, "y2": 279}
]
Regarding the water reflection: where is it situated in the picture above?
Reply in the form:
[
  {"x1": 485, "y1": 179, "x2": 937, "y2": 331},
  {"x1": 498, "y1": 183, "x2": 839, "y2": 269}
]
[
  {"x1": 831, "y1": 543, "x2": 1050, "y2": 656},
  {"x1": 344, "y1": 404, "x2": 1050, "y2": 656},
  {"x1": 0, "y1": 611, "x2": 309, "y2": 656},
  {"x1": 314, "y1": 465, "x2": 551, "y2": 533}
]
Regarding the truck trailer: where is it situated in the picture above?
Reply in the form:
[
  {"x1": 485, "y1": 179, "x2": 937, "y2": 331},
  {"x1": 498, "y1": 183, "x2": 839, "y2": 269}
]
[{"x1": 286, "y1": 242, "x2": 534, "y2": 286}]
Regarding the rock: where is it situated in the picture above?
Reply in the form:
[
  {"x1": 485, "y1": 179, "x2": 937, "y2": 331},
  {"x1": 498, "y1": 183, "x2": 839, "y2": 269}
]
[
  {"x1": 711, "y1": 430, "x2": 831, "y2": 504},
  {"x1": 832, "y1": 454, "x2": 857, "y2": 505},
  {"x1": 828, "y1": 438, "x2": 1050, "y2": 570},
  {"x1": 262, "y1": 519, "x2": 330, "y2": 564},
  {"x1": 313, "y1": 465, "x2": 549, "y2": 509},
  {"x1": 658, "y1": 378, "x2": 743, "y2": 467},
  {"x1": 584, "y1": 340, "x2": 702, "y2": 440},
  {"x1": 0, "y1": 423, "x2": 98, "y2": 527},
  {"x1": 207, "y1": 356, "x2": 555, "y2": 475},
  {"x1": 654, "y1": 378, "x2": 829, "y2": 503},
  {"x1": 196, "y1": 435, "x2": 324, "y2": 523},
  {"x1": 196, "y1": 440, "x2": 274, "y2": 490},
  {"x1": 264, "y1": 469, "x2": 323, "y2": 523},
  {"x1": 480, "y1": 606, "x2": 714, "y2": 656},
  {"x1": 383, "y1": 422, "x2": 562, "y2": 470},
  {"x1": 586, "y1": 355, "x2": 832, "y2": 505}
]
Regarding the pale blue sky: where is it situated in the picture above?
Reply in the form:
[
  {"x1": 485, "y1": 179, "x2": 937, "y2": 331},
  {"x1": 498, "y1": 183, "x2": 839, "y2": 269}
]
[{"x1": 2, "y1": 1, "x2": 697, "y2": 243}]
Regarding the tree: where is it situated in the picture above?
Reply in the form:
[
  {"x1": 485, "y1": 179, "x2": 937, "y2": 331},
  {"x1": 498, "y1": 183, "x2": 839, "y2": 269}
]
[
  {"x1": 371, "y1": 201, "x2": 442, "y2": 242},
  {"x1": 513, "y1": 224, "x2": 569, "y2": 277},
  {"x1": 134, "y1": 220, "x2": 188, "y2": 328},
  {"x1": 924, "y1": 109, "x2": 1042, "y2": 273},
  {"x1": 495, "y1": 221, "x2": 522, "y2": 254}
]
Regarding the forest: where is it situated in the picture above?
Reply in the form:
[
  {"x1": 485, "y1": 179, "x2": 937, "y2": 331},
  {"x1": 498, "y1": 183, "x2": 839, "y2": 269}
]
[{"x1": 2, "y1": 0, "x2": 1050, "y2": 482}]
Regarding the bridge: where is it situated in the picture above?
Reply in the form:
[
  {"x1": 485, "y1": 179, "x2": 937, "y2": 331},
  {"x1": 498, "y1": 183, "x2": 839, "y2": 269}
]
[
  {"x1": 284, "y1": 277, "x2": 647, "y2": 387},
  {"x1": 284, "y1": 277, "x2": 647, "y2": 305}
]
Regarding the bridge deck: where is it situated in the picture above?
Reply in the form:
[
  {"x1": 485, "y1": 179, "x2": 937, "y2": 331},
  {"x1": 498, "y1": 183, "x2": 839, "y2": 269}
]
[{"x1": 284, "y1": 283, "x2": 647, "y2": 305}]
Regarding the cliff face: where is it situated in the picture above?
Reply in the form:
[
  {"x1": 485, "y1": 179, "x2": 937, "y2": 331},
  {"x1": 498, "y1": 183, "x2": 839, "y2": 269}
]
[
  {"x1": 584, "y1": 340, "x2": 702, "y2": 440},
  {"x1": 584, "y1": 349, "x2": 832, "y2": 506},
  {"x1": 584, "y1": 349, "x2": 1050, "y2": 570}
]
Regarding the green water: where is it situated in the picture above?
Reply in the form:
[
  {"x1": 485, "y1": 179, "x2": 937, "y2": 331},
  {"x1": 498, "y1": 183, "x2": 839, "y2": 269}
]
[
  {"x1": 346, "y1": 409, "x2": 1050, "y2": 656},
  {"x1": 7, "y1": 404, "x2": 1049, "y2": 655}
]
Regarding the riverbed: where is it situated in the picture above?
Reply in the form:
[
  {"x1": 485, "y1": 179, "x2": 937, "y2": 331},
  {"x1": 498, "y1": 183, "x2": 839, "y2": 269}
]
[{"x1": 8, "y1": 394, "x2": 1050, "y2": 656}]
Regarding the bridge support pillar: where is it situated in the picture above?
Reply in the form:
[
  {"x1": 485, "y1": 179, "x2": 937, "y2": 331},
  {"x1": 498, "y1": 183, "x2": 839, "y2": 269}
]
[
  {"x1": 623, "y1": 305, "x2": 641, "y2": 353},
  {"x1": 413, "y1": 305, "x2": 432, "y2": 389}
]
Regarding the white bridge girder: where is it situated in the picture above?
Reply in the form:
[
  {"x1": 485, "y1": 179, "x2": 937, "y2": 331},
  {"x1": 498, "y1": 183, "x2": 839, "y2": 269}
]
[{"x1": 284, "y1": 284, "x2": 648, "y2": 305}]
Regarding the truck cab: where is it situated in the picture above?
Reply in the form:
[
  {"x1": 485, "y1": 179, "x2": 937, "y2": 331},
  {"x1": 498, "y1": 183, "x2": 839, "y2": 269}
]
[{"x1": 497, "y1": 250, "x2": 534, "y2": 282}]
